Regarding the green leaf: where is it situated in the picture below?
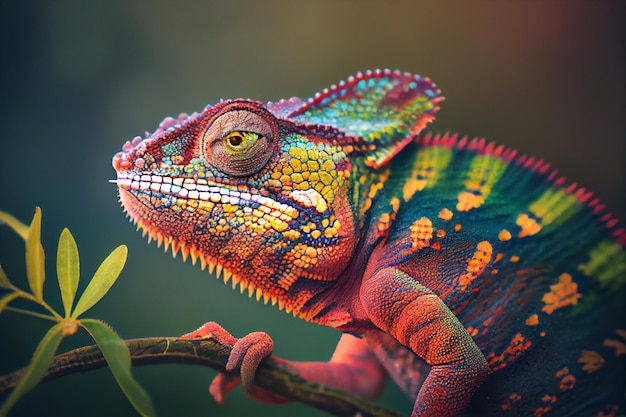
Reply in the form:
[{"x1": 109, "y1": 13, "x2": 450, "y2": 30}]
[
  {"x1": 0, "y1": 292, "x2": 20, "y2": 313},
  {"x1": 0, "y1": 210, "x2": 29, "y2": 241},
  {"x1": 25, "y1": 207, "x2": 45, "y2": 301},
  {"x1": 56, "y1": 228, "x2": 80, "y2": 318},
  {"x1": 72, "y1": 245, "x2": 127, "y2": 318},
  {"x1": 0, "y1": 323, "x2": 65, "y2": 417},
  {"x1": 81, "y1": 319, "x2": 156, "y2": 417},
  {"x1": 0, "y1": 264, "x2": 10, "y2": 288}
]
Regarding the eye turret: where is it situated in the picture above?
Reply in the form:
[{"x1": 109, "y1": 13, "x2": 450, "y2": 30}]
[{"x1": 202, "y1": 109, "x2": 275, "y2": 176}]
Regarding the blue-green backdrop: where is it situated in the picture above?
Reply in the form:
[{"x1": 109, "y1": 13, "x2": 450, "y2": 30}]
[{"x1": 0, "y1": 2, "x2": 624, "y2": 416}]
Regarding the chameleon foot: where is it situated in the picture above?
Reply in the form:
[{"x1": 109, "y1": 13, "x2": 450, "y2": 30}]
[{"x1": 181, "y1": 322, "x2": 285, "y2": 403}]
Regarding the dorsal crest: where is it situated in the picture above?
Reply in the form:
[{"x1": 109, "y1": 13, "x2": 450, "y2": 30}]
[{"x1": 280, "y1": 69, "x2": 443, "y2": 169}]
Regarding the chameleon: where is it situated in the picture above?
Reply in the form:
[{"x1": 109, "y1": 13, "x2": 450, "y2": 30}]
[{"x1": 112, "y1": 69, "x2": 626, "y2": 417}]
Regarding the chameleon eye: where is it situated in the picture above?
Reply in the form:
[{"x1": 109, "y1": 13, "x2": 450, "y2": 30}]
[
  {"x1": 224, "y1": 131, "x2": 260, "y2": 154},
  {"x1": 203, "y1": 109, "x2": 275, "y2": 177},
  {"x1": 226, "y1": 132, "x2": 245, "y2": 147}
]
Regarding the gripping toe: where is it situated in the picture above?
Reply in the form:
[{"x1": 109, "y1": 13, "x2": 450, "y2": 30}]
[
  {"x1": 227, "y1": 331, "x2": 273, "y2": 392},
  {"x1": 181, "y1": 322, "x2": 278, "y2": 403}
]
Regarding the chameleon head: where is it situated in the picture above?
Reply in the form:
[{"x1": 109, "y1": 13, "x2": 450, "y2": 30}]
[
  {"x1": 113, "y1": 70, "x2": 443, "y2": 319},
  {"x1": 112, "y1": 99, "x2": 357, "y2": 318}
]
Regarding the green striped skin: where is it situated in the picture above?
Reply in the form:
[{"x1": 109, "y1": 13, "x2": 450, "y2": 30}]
[{"x1": 342, "y1": 132, "x2": 625, "y2": 416}]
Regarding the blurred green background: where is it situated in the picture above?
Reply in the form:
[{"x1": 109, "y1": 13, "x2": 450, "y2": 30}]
[{"x1": 0, "y1": 1, "x2": 624, "y2": 416}]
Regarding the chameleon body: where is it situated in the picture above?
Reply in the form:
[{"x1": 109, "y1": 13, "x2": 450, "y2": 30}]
[{"x1": 112, "y1": 70, "x2": 626, "y2": 417}]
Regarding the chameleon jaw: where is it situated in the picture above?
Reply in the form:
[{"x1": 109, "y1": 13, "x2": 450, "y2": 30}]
[
  {"x1": 115, "y1": 174, "x2": 313, "y2": 315},
  {"x1": 123, "y1": 205, "x2": 292, "y2": 311}
]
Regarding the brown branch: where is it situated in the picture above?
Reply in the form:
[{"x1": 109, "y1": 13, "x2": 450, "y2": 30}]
[{"x1": 0, "y1": 336, "x2": 403, "y2": 417}]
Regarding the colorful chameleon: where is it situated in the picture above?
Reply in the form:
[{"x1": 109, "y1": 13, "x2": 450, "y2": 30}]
[{"x1": 112, "y1": 70, "x2": 626, "y2": 416}]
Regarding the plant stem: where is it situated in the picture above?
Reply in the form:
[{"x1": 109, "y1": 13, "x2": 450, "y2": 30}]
[
  {"x1": 15, "y1": 291, "x2": 62, "y2": 321},
  {"x1": 3, "y1": 306, "x2": 57, "y2": 321},
  {"x1": 0, "y1": 336, "x2": 403, "y2": 417}
]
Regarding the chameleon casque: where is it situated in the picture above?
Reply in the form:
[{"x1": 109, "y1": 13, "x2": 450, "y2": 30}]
[{"x1": 112, "y1": 70, "x2": 626, "y2": 417}]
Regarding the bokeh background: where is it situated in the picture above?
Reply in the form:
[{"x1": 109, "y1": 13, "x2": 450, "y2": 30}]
[{"x1": 0, "y1": 1, "x2": 624, "y2": 416}]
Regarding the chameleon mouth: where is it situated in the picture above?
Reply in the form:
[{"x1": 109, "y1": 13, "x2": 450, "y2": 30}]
[
  {"x1": 114, "y1": 173, "x2": 301, "y2": 313},
  {"x1": 115, "y1": 174, "x2": 299, "y2": 230}
]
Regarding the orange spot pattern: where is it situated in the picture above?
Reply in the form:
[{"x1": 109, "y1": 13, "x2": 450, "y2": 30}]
[
  {"x1": 456, "y1": 191, "x2": 485, "y2": 212},
  {"x1": 438, "y1": 207, "x2": 453, "y2": 221},
  {"x1": 409, "y1": 217, "x2": 433, "y2": 251},
  {"x1": 555, "y1": 367, "x2": 576, "y2": 391},
  {"x1": 516, "y1": 213, "x2": 542, "y2": 237},
  {"x1": 541, "y1": 273, "x2": 581, "y2": 314},
  {"x1": 493, "y1": 252, "x2": 504, "y2": 264},
  {"x1": 498, "y1": 229, "x2": 512, "y2": 241},
  {"x1": 358, "y1": 168, "x2": 390, "y2": 215},
  {"x1": 375, "y1": 197, "x2": 400, "y2": 236},
  {"x1": 535, "y1": 396, "x2": 557, "y2": 417},
  {"x1": 603, "y1": 339, "x2": 626, "y2": 357},
  {"x1": 487, "y1": 332, "x2": 532, "y2": 371},
  {"x1": 560, "y1": 374, "x2": 576, "y2": 391},
  {"x1": 535, "y1": 406, "x2": 553, "y2": 417},
  {"x1": 482, "y1": 306, "x2": 502, "y2": 328},
  {"x1": 596, "y1": 404, "x2": 619, "y2": 417},
  {"x1": 376, "y1": 197, "x2": 400, "y2": 236},
  {"x1": 555, "y1": 367, "x2": 569, "y2": 377},
  {"x1": 459, "y1": 241, "x2": 493, "y2": 290},
  {"x1": 466, "y1": 326, "x2": 479, "y2": 337},
  {"x1": 578, "y1": 350, "x2": 605, "y2": 373},
  {"x1": 603, "y1": 329, "x2": 626, "y2": 357},
  {"x1": 501, "y1": 392, "x2": 522, "y2": 411},
  {"x1": 525, "y1": 314, "x2": 539, "y2": 326}
]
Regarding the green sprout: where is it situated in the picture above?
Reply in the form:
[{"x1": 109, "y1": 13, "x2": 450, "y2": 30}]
[{"x1": 0, "y1": 208, "x2": 155, "y2": 417}]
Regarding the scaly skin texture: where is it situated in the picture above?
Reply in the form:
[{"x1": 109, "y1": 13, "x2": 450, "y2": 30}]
[{"x1": 112, "y1": 70, "x2": 626, "y2": 417}]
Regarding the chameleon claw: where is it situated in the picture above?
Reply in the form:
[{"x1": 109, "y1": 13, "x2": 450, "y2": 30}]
[
  {"x1": 180, "y1": 321, "x2": 237, "y2": 345},
  {"x1": 181, "y1": 322, "x2": 275, "y2": 401},
  {"x1": 227, "y1": 331, "x2": 274, "y2": 393}
]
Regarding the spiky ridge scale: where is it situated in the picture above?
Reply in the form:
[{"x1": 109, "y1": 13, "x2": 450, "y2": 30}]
[
  {"x1": 417, "y1": 132, "x2": 625, "y2": 244},
  {"x1": 127, "y1": 210, "x2": 292, "y2": 311}
]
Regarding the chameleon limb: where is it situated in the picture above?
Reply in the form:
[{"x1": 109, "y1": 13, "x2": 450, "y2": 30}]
[
  {"x1": 360, "y1": 267, "x2": 488, "y2": 417},
  {"x1": 182, "y1": 322, "x2": 389, "y2": 406}
]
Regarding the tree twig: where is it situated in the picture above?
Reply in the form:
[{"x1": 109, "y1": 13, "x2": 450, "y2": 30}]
[{"x1": 0, "y1": 336, "x2": 403, "y2": 417}]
